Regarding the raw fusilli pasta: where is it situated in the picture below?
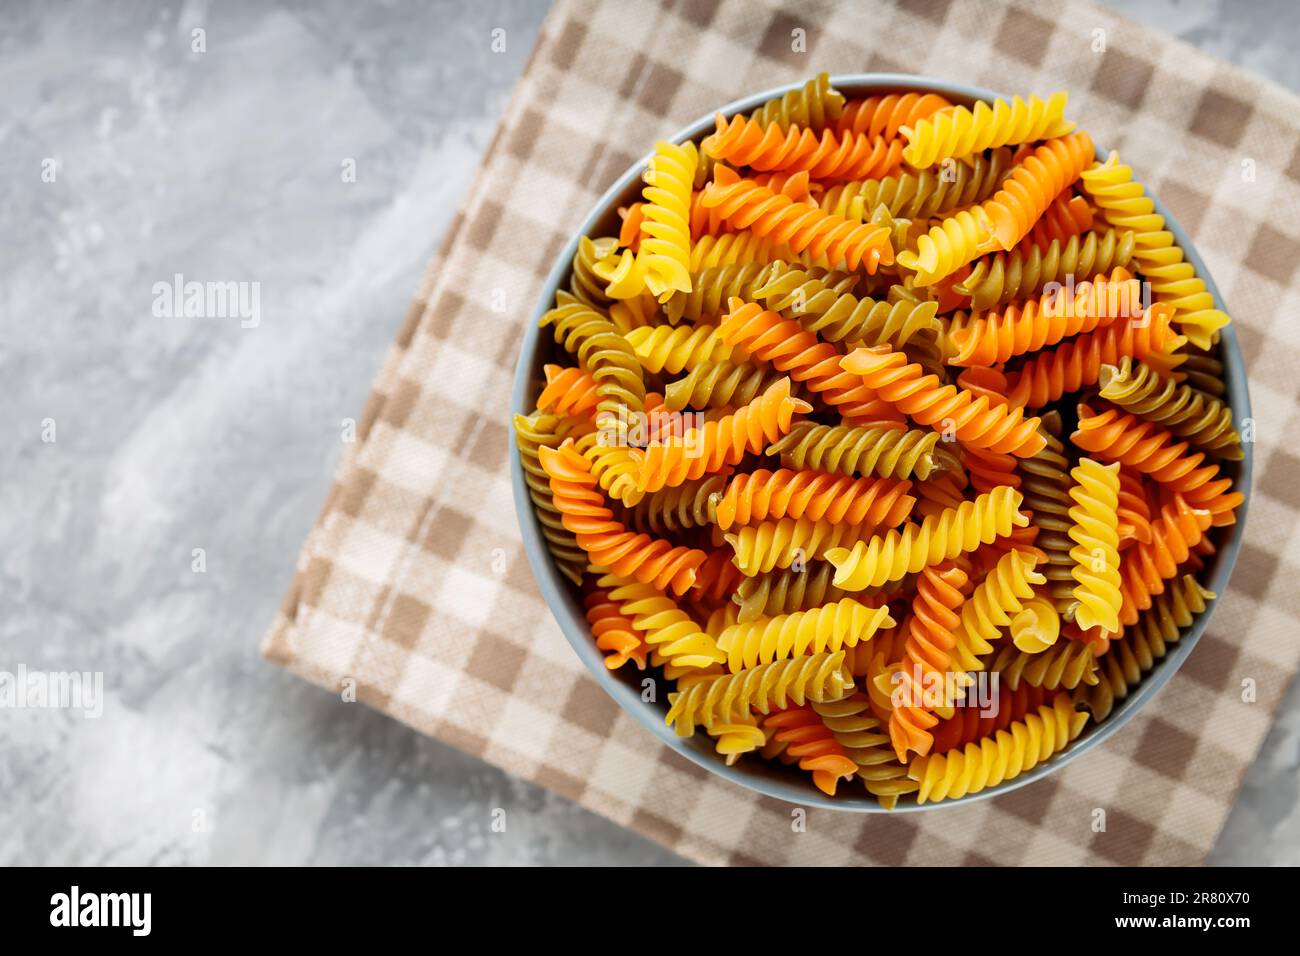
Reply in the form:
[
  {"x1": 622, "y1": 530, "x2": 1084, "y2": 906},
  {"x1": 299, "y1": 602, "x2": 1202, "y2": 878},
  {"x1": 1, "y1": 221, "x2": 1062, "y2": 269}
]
[
  {"x1": 666, "y1": 651, "x2": 855, "y2": 736},
  {"x1": 768, "y1": 421, "x2": 959, "y2": 481},
  {"x1": 1066, "y1": 458, "x2": 1123, "y2": 636},
  {"x1": 952, "y1": 228, "x2": 1135, "y2": 310},
  {"x1": 906, "y1": 694, "x2": 1087, "y2": 803},
  {"x1": 717, "y1": 599, "x2": 895, "y2": 671},
  {"x1": 1098, "y1": 357, "x2": 1242, "y2": 460},
  {"x1": 901, "y1": 92, "x2": 1073, "y2": 168},
  {"x1": 515, "y1": 76, "x2": 1245, "y2": 808}
]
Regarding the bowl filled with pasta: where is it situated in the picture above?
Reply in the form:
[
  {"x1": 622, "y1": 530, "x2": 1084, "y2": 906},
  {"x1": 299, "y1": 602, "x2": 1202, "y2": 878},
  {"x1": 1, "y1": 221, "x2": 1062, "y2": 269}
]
[{"x1": 510, "y1": 74, "x2": 1251, "y2": 811}]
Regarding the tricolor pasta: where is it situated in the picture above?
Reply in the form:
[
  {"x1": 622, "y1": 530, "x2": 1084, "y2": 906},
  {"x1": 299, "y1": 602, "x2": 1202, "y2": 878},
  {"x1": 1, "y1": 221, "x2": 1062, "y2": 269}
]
[{"x1": 514, "y1": 76, "x2": 1244, "y2": 807}]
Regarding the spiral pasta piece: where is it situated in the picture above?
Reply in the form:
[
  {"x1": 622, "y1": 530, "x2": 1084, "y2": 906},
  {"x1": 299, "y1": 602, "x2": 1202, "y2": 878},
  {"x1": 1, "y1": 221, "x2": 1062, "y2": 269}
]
[
  {"x1": 513, "y1": 412, "x2": 589, "y2": 586},
  {"x1": 541, "y1": 442, "x2": 706, "y2": 594},
  {"x1": 716, "y1": 299, "x2": 847, "y2": 381},
  {"x1": 1072, "y1": 404, "x2": 1243, "y2": 525},
  {"x1": 584, "y1": 589, "x2": 649, "y2": 670},
  {"x1": 1003, "y1": 304, "x2": 1182, "y2": 408},
  {"x1": 750, "y1": 168, "x2": 817, "y2": 198},
  {"x1": 901, "y1": 92, "x2": 1074, "y2": 168},
  {"x1": 687, "y1": 229, "x2": 784, "y2": 271},
  {"x1": 1081, "y1": 151, "x2": 1230, "y2": 349},
  {"x1": 626, "y1": 474, "x2": 727, "y2": 535},
  {"x1": 700, "y1": 169, "x2": 894, "y2": 272},
  {"x1": 625, "y1": 323, "x2": 734, "y2": 374},
  {"x1": 598, "y1": 574, "x2": 727, "y2": 669},
  {"x1": 826, "y1": 487, "x2": 1030, "y2": 591},
  {"x1": 570, "y1": 236, "x2": 621, "y2": 307},
  {"x1": 725, "y1": 514, "x2": 890, "y2": 576},
  {"x1": 715, "y1": 468, "x2": 915, "y2": 530},
  {"x1": 717, "y1": 299, "x2": 903, "y2": 421},
  {"x1": 708, "y1": 713, "x2": 767, "y2": 765},
  {"x1": 701, "y1": 600, "x2": 742, "y2": 636},
  {"x1": 1118, "y1": 495, "x2": 1214, "y2": 625},
  {"x1": 890, "y1": 563, "x2": 970, "y2": 760},
  {"x1": 717, "y1": 300, "x2": 899, "y2": 424},
  {"x1": 1010, "y1": 598, "x2": 1061, "y2": 654},
  {"x1": 753, "y1": 267, "x2": 942, "y2": 348},
  {"x1": 750, "y1": 72, "x2": 846, "y2": 132},
  {"x1": 767, "y1": 420, "x2": 959, "y2": 481},
  {"x1": 1065, "y1": 458, "x2": 1123, "y2": 635},
  {"x1": 704, "y1": 112, "x2": 904, "y2": 181},
  {"x1": 894, "y1": 208, "x2": 990, "y2": 286},
  {"x1": 993, "y1": 638, "x2": 1098, "y2": 691},
  {"x1": 573, "y1": 431, "x2": 644, "y2": 506},
  {"x1": 717, "y1": 599, "x2": 895, "y2": 672},
  {"x1": 1115, "y1": 467, "x2": 1154, "y2": 549},
  {"x1": 601, "y1": 239, "x2": 651, "y2": 301},
  {"x1": 1098, "y1": 357, "x2": 1242, "y2": 460},
  {"x1": 946, "y1": 549, "x2": 1045, "y2": 692},
  {"x1": 635, "y1": 140, "x2": 697, "y2": 301},
  {"x1": 732, "y1": 563, "x2": 852, "y2": 623},
  {"x1": 1017, "y1": 191, "x2": 1093, "y2": 253},
  {"x1": 811, "y1": 696, "x2": 918, "y2": 807},
  {"x1": 900, "y1": 327, "x2": 949, "y2": 381},
  {"x1": 1080, "y1": 575, "x2": 1214, "y2": 721},
  {"x1": 665, "y1": 651, "x2": 854, "y2": 735},
  {"x1": 664, "y1": 261, "x2": 801, "y2": 323},
  {"x1": 637, "y1": 377, "x2": 810, "y2": 491},
  {"x1": 540, "y1": 293, "x2": 647, "y2": 424},
  {"x1": 907, "y1": 694, "x2": 1087, "y2": 803},
  {"x1": 836, "y1": 91, "x2": 952, "y2": 140},
  {"x1": 821, "y1": 147, "x2": 1013, "y2": 224},
  {"x1": 664, "y1": 358, "x2": 787, "y2": 412},
  {"x1": 842, "y1": 346, "x2": 1046, "y2": 456},
  {"x1": 763, "y1": 707, "x2": 858, "y2": 795},
  {"x1": 952, "y1": 228, "x2": 1135, "y2": 311},
  {"x1": 536, "y1": 364, "x2": 600, "y2": 419},
  {"x1": 978, "y1": 132, "x2": 1095, "y2": 252},
  {"x1": 869, "y1": 203, "x2": 924, "y2": 254},
  {"x1": 946, "y1": 266, "x2": 1138, "y2": 367}
]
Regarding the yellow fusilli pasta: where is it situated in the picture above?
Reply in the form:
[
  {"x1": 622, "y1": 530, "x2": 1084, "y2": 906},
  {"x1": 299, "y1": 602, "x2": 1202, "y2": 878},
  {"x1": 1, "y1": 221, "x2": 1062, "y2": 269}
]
[
  {"x1": 638, "y1": 140, "x2": 698, "y2": 301},
  {"x1": 826, "y1": 487, "x2": 1030, "y2": 591},
  {"x1": 906, "y1": 694, "x2": 1088, "y2": 803},
  {"x1": 901, "y1": 92, "x2": 1073, "y2": 168},
  {"x1": 666, "y1": 651, "x2": 855, "y2": 735},
  {"x1": 1066, "y1": 458, "x2": 1123, "y2": 635},
  {"x1": 717, "y1": 599, "x2": 895, "y2": 671}
]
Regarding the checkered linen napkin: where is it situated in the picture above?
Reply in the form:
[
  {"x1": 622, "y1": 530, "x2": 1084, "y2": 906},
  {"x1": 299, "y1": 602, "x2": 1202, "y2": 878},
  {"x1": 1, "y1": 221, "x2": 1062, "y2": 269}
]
[{"x1": 264, "y1": 0, "x2": 1300, "y2": 865}]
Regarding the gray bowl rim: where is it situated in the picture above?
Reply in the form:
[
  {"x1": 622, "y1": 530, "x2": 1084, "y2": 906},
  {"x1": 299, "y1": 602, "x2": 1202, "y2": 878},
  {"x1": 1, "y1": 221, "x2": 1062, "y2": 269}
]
[{"x1": 509, "y1": 73, "x2": 1253, "y2": 813}]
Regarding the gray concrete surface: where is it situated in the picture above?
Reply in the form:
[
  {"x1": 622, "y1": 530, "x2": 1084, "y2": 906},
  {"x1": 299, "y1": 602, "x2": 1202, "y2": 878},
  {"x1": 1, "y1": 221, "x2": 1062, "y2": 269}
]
[{"x1": 0, "y1": 0, "x2": 1294, "y2": 865}]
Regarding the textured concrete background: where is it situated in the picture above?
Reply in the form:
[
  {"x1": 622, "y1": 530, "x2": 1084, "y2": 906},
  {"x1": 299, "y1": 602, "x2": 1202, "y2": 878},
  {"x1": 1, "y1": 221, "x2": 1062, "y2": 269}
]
[{"x1": 1, "y1": 0, "x2": 1295, "y2": 865}]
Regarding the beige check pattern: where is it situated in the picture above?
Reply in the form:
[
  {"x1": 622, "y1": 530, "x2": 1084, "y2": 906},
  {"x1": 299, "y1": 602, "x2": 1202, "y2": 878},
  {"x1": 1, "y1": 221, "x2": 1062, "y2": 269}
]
[{"x1": 264, "y1": 0, "x2": 1300, "y2": 865}]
